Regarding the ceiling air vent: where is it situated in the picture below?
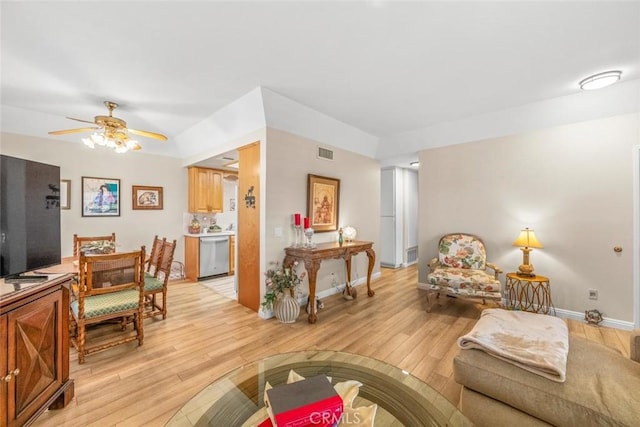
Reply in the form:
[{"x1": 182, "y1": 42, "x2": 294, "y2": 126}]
[{"x1": 317, "y1": 146, "x2": 334, "y2": 161}]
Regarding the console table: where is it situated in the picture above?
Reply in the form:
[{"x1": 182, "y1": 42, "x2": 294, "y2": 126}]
[{"x1": 284, "y1": 240, "x2": 375, "y2": 323}]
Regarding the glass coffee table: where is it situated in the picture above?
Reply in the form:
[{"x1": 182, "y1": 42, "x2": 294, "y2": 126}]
[{"x1": 167, "y1": 351, "x2": 471, "y2": 426}]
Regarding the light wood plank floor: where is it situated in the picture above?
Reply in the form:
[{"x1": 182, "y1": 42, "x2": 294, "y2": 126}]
[{"x1": 35, "y1": 265, "x2": 631, "y2": 427}]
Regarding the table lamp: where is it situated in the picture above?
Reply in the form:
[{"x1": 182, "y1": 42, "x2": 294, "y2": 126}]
[{"x1": 512, "y1": 228, "x2": 543, "y2": 277}]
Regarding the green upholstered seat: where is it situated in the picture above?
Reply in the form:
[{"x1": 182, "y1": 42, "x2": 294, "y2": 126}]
[
  {"x1": 71, "y1": 289, "x2": 140, "y2": 318},
  {"x1": 144, "y1": 275, "x2": 164, "y2": 292}
]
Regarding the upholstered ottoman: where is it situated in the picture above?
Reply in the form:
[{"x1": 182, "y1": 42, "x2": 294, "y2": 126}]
[{"x1": 454, "y1": 332, "x2": 640, "y2": 426}]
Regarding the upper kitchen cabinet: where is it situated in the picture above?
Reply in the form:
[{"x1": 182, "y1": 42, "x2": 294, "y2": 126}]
[{"x1": 188, "y1": 167, "x2": 223, "y2": 213}]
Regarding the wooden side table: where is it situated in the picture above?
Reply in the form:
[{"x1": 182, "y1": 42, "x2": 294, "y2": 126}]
[{"x1": 505, "y1": 273, "x2": 555, "y2": 315}]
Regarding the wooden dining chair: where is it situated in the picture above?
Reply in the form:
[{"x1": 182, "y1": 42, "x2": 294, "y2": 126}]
[
  {"x1": 73, "y1": 232, "x2": 117, "y2": 256},
  {"x1": 145, "y1": 235, "x2": 166, "y2": 277},
  {"x1": 70, "y1": 247, "x2": 145, "y2": 364},
  {"x1": 144, "y1": 238, "x2": 176, "y2": 319}
]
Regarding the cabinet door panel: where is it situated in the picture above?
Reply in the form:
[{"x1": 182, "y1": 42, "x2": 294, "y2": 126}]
[
  {"x1": 210, "y1": 170, "x2": 223, "y2": 212},
  {"x1": 1, "y1": 315, "x2": 7, "y2": 426},
  {"x1": 188, "y1": 167, "x2": 224, "y2": 213},
  {"x1": 8, "y1": 291, "x2": 62, "y2": 424}
]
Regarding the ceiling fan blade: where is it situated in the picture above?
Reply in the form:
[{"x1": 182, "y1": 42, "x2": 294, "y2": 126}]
[
  {"x1": 48, "y1": 127, "x2": 100, "y2": 135},
  {"x1": 128, "y1": 128, "x2": 167, "y2": 141},
  {"x1": 66, "y1": 116, "x2": 97, "y2": 125}
]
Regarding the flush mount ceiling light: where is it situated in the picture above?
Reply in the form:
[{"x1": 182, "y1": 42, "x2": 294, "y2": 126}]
[
  {"x1": 579, "y1": 70, "x2": 622, "y2": 90},
  {"x1": 410, "y1": 161, "x2": 419, "y2": 167}
]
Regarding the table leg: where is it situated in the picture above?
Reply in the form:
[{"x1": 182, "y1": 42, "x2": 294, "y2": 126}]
[
  {"x1": 302, "y1": 258, "x2": 320, "y2": 324},
  {"x1": 365, "y1": 248, "x2": 375, "y2": 297},
  {"x1": 344, "y1": 255, "x2": 353, "y2": 298}
]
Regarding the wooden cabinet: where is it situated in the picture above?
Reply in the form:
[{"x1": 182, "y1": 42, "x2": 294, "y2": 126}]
[
  {"x1": 184, "y1": 236, "x2": 200, "y2": 282},
  {"x1": 229, "y1": 235, "x2": 235, "y2": 276},
  {"x1": 1, "y1": 275, "x2": 74, "y2": 426},
  {"x1": 188, "y1": 167, "x2": 223, "y2": 213}
]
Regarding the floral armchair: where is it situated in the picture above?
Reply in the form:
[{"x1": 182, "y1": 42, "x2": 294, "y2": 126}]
[{"x1": 425, "y1": 233, "x2": 503, "y2": 312}]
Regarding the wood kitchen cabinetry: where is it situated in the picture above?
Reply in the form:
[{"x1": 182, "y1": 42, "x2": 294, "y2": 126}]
[
  {"x1": 184, "y1": 236, "x2": 200, "y2": 281},
  {"x1": 188, "y1": 167, "x2": 223, "y2": 213},
  {"x1": 1, "y1": 275, "x2": 74, "y2": 426}
]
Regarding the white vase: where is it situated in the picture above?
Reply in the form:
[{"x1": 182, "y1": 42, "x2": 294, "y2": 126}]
[{"x1": 274, "y1": 293, "x2": 300, "y2": 323}]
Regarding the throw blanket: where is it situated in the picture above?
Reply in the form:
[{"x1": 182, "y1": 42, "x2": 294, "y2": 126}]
[{"x1": 457, "y1": 308, "x2": 569, "y2": 382}]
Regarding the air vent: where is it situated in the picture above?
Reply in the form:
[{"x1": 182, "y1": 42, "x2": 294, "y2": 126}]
[
  {"x1": 406, "y1": 247, "x2": 418, "y2": 264},
  {"x1": 317, "y1": 146, "x2": 334, "y2": 161}
]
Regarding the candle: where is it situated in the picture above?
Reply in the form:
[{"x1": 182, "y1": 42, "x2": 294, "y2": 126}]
[
  {"x1": 294, "y1": 213, "x2": 301, "y2": 226},
  {"x1": 304, "y1": 217, "x2": 310, "y2": 229}
]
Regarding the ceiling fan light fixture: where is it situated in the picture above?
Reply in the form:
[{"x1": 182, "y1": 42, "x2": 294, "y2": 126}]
[
  {"x1": 579, "y1": 70, "x2": 622, "y2": 90},
  {"x1": 82, "y1": 137, "x2": 95, "y2": 148}
]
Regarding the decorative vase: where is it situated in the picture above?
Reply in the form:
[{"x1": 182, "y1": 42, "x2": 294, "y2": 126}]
[{"x1": 274, "y1": 293, "x2": 300, "y2": 323}]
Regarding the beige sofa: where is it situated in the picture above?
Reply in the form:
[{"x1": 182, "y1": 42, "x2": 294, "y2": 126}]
[{"x1": 454, "y1": 329, "x2": 640, "y2": 426}]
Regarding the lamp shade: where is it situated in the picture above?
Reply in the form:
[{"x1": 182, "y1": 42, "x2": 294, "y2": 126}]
[{"x1": 512, "y1": 228, "x2": 543, "y2": 249}]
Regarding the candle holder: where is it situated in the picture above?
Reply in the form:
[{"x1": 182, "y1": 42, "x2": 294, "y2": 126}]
[
  {"x1": 293, "y1": 225, "x2": 303, "y2": 247},
  {"x1": 304, "y1": 227, "x2": 315, "y2": 248}
]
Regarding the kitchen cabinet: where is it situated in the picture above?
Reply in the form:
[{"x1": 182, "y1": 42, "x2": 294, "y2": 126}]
[
  {"x1": 188, "y1": 167, "x2": 223, "y2": 213},
  {"x1": 1, "y1": 275, "x2": 74, "y2": 426},
  {"x1": 185, "y1": 236, "x2": 200, "y2": 281},
  {"x1": 229, "y1": 235, "x2": 235, "y2": 275}
]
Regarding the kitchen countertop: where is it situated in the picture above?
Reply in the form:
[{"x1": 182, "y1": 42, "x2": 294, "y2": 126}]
[{"x1": 184, "y1": 231, "x2": 235, "y2": 238}]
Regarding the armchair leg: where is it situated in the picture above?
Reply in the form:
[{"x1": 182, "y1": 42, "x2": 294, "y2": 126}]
[{"x1": 426, "y1": 291, "x2": 441, "y2": 313}]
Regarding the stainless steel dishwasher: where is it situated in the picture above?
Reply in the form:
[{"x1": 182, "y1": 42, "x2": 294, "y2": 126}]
[{"x1": 199, "y1": 235, "x2": 229, "y2": 278}]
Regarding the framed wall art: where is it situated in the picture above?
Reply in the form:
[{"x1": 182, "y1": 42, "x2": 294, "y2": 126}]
[
  {"x1": 60, "y1": 179, "x2": 71, "y2": 210},
  {"x1": 82, "y1": 176, "x2": 120, "y2": 217},
  {"x1": 307, "y1": 174, "x2": 340, "y2": 232},
  {"x1": 132, "y1": 185, "x2": 163, "y2": 210}
]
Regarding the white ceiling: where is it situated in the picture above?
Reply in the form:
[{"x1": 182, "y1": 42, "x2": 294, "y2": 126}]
[{"x1": 2, "y1": 1, "x2": 639, "y2": 162}]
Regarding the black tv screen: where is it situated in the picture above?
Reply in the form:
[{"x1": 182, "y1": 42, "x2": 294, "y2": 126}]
[{"x1": 0, "y1": 155, "x2": 61, "y2": 278}]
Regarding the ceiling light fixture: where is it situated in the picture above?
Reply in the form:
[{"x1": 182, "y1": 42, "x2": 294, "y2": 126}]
[
  {"x1": 82, "y1": 132, "x2": 141, "y2": 154},
  {"x1": 410, "y1": 161, "x2": 419, "y2": 167},
  {"x1": 579, "y1": 70, "x2": 622, "y2": 90}
]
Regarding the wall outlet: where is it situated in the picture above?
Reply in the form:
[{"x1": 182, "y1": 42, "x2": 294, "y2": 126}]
[{"x1": 588, "y1": 289, "x2": 598, "y2": 300}]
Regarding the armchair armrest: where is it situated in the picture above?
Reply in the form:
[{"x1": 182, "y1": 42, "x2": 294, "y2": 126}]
[
  {"x1": 631, "y1": 329, "x2": 640, "y2": 363},
  {"x1": 428, "y1": 257, "x2": 440, "y2": 272},
  {"x1": 485, "y1": 262, "x2": 503, "y2": 280}
]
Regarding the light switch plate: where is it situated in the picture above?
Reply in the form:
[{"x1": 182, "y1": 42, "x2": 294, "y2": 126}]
[{"x1": 274, "y1": 227, "x2": 283, "y2": 238}]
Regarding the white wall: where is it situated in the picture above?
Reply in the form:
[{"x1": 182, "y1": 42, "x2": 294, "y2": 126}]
[
  {"x1": 418, "y1": 113, "x2": 639, "y2": 325},
  {"x1": 265, "y1": 128, "x2": 381, "y2": 302},
  {"x1": 1, "y1": 133, "x2": 187, "y2": 262}
]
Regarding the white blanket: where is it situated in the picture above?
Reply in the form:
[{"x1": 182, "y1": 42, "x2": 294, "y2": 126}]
[{"x1": 457, "y1": 308, "x2": 569, "y2": 382}]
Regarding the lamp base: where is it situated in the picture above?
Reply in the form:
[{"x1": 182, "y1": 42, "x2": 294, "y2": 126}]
[
  {"x1": 516, "y1": 272, "x2": 536, "y2": 278},
  {"x1": 517, "y1": 263, "x2": 535, "y2": 277}
]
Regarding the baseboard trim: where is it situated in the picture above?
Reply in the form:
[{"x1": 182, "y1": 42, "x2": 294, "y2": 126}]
[
  {"x1": 316, "y1": 271, "x2": 382, "y2": 299},
  {"x1": 416, "y1": 282, "x2": 636, "y2": 331}
]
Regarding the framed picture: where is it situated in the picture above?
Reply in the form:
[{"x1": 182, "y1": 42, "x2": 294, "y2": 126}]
[
  {"x1": 307, "y1": 174, "x2": 340, "y2": 232},
  {"x1": 132, "y1": 185, "x2": 163, "y2": 210},
  {"x1": 82, "y1": 176, "x2": 120, "y2": 217},
  {"x1": 60, "y1": 179, "x2": 71, "y2": 210}
]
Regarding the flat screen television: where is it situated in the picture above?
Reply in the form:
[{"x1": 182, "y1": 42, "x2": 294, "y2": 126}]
[{"x1": 0, "y1": 154, "x2": 61, "y2": 280}]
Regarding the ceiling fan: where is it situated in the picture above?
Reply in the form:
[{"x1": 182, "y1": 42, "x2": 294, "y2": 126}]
[{"x1": 48, "y1": 101, "x2": 167, "y2": 152}]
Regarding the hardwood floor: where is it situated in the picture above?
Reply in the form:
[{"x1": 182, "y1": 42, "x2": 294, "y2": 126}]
[{"x1": 34, "y1": 265, "x2": 631, "y2": 426}]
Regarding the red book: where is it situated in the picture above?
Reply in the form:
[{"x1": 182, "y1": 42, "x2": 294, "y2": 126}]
[{"x1": 265, "y1": 375, "x2": 343, "y2": 427}]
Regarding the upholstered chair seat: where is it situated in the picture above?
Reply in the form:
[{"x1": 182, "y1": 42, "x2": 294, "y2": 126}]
[{"x1": 422, "y1": 233, "x2": 503, "y2": 312}]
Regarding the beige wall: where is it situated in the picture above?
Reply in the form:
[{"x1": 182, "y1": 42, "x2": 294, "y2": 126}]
[
  {"x1": 418, "y1": 114, "x2": 639, "y2": 323},
  {"x1": 265, "y1": 128, "x2": 381, "y2": 301},
  {"x1": 1, "y1": 133, "x2": 187, "y2": 262}
]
